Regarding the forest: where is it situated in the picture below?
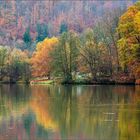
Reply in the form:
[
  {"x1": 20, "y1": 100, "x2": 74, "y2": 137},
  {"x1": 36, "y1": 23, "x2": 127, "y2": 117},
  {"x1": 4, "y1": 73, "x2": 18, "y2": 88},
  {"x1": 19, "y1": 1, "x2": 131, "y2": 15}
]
[{"x1": 0, "y1": 0, "x2": 140, "y2": 84}]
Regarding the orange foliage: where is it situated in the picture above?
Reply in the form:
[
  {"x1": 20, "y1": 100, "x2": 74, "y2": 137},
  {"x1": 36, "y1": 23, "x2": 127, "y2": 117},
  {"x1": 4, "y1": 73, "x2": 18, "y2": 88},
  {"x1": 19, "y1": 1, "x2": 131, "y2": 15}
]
[
  {"x1": 31, "y1": 37, "x2": 58, "y2": 77},
  {"x1": 30, "y1": 86, "x2": 57, "y2": 130}
]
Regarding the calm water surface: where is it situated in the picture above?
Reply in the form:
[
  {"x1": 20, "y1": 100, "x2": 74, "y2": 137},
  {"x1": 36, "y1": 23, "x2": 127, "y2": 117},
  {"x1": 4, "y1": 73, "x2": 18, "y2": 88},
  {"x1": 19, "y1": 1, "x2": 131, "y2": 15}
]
[{"x1": 0, "y1": 85, "x2": 140, "y2": 140}]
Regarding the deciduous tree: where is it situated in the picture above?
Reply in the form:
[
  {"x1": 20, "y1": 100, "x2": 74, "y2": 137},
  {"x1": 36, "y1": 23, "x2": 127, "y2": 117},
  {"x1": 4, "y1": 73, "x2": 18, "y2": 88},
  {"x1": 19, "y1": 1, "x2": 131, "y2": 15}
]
[
  {"x1": 117, "y1": 2, "x2": 140, "y2": 77},
  {"x1": 51, "y1": 32, "x2": 79, "y2": 82},
  {"x1": 31, "y1": 37, "x2": 58, "y2": 78}
]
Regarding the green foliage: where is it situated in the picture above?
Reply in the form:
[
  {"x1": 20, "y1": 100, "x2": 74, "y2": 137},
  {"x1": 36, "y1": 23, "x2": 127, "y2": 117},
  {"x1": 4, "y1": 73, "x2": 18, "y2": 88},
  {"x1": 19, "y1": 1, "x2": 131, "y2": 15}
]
[
  {"x1": 79, "y1": 28, "x2": 110, "y2": 79},
  {"x1": 9, "y1": 61, "x2": 30, "y2": 83},
  {"x1": 23, "y1": 27, "x2": 32, "y2": 44},
  {"x1": 23, "y1": 27, "x2": 32, "y2": 50},
  {"x1": 50, "y1": 31, "x2": 79, "y2": 82},
  {"x1": 59, "y1": 22, "x2": 68, "y2": 34},
  {"x1": 36, "y1": 23, "x2": 49, "y2": 42},
  {"x1": 0, "y1": 46, "x2": 30, "y2": 83},
  {"x1": 0, "y1": 46, "x2": 8, "y2": 80},
  {"x1": 0, "y1": 46, "x2": 8, "y2": 67}
]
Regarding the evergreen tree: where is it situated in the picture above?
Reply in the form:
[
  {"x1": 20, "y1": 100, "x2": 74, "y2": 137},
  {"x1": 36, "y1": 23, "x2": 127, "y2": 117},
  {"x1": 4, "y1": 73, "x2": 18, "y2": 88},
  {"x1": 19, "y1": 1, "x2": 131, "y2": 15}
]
[
  {"x1": 23, "y1": 27, "x2": 32, "y2": 50},
  {"x1": 36, "y1": 23, "x2": 49, "y2": 42},
  {"x1": 59, "y1": 22, "x2": 68, "y2": 34},
  {"x1": 23, "y1": 27, "x2": 32, "y2": 44}
]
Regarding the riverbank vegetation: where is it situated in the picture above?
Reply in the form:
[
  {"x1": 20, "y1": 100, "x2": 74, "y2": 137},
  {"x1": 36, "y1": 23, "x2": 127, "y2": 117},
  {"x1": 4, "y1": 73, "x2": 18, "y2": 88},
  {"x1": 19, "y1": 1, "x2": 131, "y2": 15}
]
[{"x1": 0, "y1": 1, "x2": 140, "y2": 84}]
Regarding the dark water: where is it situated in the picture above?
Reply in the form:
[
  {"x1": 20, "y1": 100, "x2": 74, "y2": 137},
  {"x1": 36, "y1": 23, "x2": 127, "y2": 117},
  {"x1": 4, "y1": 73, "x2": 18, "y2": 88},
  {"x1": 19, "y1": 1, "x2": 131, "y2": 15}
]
[{"x1": 0, "y1": 85, "x2": 140, "y2": 140}]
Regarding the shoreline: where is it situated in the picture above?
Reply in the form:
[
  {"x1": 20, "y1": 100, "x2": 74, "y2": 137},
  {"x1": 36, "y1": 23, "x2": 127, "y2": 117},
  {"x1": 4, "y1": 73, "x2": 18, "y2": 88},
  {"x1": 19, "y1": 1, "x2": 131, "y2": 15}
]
[{"x1": 0, "y1": 80, "x2": 139, "y2": 85}]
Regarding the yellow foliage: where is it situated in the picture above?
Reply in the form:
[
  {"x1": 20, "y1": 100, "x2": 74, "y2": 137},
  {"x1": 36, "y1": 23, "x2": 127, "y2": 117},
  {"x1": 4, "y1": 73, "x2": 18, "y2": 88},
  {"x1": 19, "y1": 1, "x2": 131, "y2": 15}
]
[
  {"x1": 134, "y1": 11, "x2": 140, "y2": 32},
  {"x1": 31, "y1": 37, "x2": 58, "y2": 77},
  {"x1": 117, "y1": 2, "x2": 140, "y2": 74},
  {"x1": 7, "y1": 48, "x2": 29, "y2": 65}
]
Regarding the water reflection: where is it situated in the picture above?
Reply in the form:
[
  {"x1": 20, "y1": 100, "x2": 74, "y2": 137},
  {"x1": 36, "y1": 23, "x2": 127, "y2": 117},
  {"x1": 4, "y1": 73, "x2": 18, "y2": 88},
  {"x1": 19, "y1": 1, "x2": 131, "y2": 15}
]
[{"x1": 0, "y1": 85, "x2": 139, "y2": 140}]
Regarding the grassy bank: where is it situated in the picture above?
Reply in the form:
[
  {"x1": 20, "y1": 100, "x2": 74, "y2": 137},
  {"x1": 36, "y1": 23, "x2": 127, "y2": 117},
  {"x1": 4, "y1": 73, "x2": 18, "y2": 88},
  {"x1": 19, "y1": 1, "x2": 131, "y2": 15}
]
[{"x1": 30, "y1": 79, "x2": 54, "y2": 84}]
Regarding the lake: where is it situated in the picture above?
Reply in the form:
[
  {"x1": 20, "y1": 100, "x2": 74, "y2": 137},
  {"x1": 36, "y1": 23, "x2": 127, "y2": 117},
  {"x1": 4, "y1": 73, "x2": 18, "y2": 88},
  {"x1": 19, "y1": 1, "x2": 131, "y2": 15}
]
[{"x1": 0, "y1": 85, "x2": 140, "y2": 140}]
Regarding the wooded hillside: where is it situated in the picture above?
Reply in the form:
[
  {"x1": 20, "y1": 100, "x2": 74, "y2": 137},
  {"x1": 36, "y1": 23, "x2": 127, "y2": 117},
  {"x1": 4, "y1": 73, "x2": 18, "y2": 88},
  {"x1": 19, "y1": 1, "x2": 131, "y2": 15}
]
[{"x1": 0, "y1": 0, "x2": 135, "y2": 48}]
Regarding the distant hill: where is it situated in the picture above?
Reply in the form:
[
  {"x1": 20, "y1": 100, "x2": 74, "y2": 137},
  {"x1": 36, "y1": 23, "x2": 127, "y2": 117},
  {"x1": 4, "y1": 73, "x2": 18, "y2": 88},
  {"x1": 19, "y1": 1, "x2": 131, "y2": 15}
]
[{"x1": 0, "y1": 0, "x2": 136, "y2": 46}]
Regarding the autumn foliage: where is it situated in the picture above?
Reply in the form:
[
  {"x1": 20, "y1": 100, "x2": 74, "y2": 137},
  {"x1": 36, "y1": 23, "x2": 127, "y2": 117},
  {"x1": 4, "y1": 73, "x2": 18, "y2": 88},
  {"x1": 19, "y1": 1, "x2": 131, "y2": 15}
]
[
  {"x1": 0, "y1": 1, "x2": 140, "y2": 84},
  {"x1": 117, "y1": 2, "x2": 140, "y2": 78},
  {"x1": 31, "y1": 37, "x2": 58, "y2": 77}
]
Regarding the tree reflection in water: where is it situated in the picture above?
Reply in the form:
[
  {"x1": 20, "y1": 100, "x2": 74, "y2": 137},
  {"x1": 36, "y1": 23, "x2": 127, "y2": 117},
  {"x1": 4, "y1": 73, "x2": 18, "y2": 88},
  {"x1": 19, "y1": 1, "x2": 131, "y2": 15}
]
[{"x1": 0, "y1": 85, "x2": 139, "y2": 140}]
